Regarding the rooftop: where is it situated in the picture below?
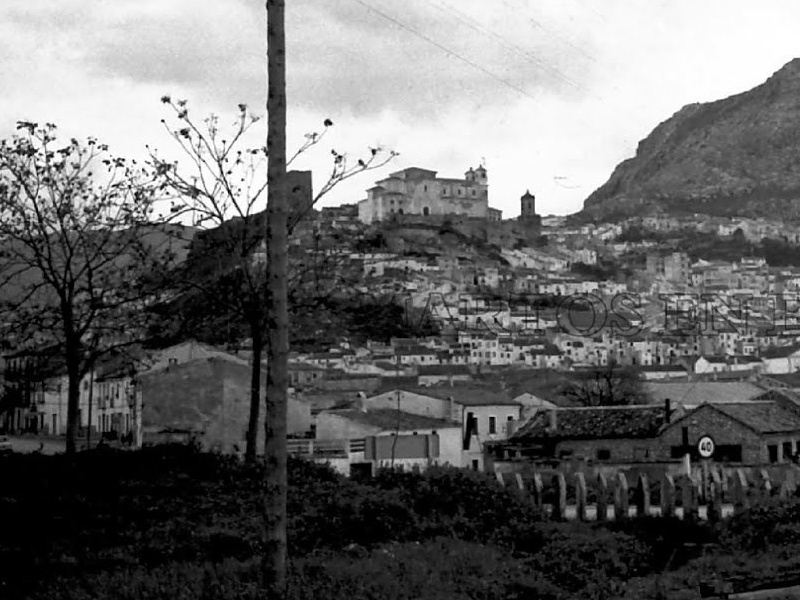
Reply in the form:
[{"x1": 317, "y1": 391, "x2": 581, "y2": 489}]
[
  {"x1": 324, "y1": 408, "x2": 459, "y2": 432},
  {"x1": 374, "y1": 383, "x2": 520, "y2": 406},
  {"x1": 512, "y1": 405, "x2": 669, "y2": 441},
  {"x1": 688, "y1": 402, "x2": 800, "y2": 434},
  {"x1": 644, "y1": 381, "x2": 764, "y2": 405}
]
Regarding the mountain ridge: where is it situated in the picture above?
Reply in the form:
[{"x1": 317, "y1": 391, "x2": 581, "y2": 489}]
[{"x1": 580, "y1": 58, "x2": 800, "y2": 221}]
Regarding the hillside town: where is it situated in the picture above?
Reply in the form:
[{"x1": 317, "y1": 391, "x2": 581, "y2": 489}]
[{"x1": 6, "y1": 164, "x2": 800, "y2": 483}]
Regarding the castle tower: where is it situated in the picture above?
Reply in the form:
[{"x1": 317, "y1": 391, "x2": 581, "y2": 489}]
[{"x1": 520, "y1": 190, "x2": 537, "y2": 221}]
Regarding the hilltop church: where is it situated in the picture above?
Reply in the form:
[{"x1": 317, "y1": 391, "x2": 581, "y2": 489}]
[{"x1": 357, "y1": 165, "x2": 503, "y2": 224}]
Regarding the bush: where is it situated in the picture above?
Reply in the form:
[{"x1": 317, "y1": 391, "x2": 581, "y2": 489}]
[
  {"x1": 366, "y1": 466, "x2": 545, "y2": 546},
  {"x1": 719, "y1": 498, "x2": 800, "y2": 552}
]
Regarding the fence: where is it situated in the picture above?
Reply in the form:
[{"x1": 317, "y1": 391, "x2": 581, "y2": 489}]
[
  {"x1": 287, "y1": 438, "x2": 365, "y2": 458},
  {"x1": 495, "y1": 468, "x2": 799, "y2": 521}
]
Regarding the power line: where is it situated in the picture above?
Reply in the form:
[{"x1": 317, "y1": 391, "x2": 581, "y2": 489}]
[
  {"x1": 427, "y1": 0, "x2": 590, "y2": 93},
  {"x1": 351, "y1": 0, "x2": 540, "y2": 103},
  {"x1": 499, "y1": 0, "x2": 598, "y2": 66}
]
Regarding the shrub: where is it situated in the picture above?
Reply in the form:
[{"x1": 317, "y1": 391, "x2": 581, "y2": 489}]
[
  {"x1": 719, "y1": 498, "x2": 800, "y2": 552},
  {"x1": 366, "y1": 466, "x2": 544, "y2": 546}
]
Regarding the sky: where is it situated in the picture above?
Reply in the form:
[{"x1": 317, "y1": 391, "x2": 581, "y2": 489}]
[{"x1": 2, "y1": 0, "x2": 800, "y2": 219}]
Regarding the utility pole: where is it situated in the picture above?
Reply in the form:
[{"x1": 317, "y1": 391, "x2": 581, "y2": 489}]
[{"x1": 264, "y1": 0, "x2": 288, "y2": 597}]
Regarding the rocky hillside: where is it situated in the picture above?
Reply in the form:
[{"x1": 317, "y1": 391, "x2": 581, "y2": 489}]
[{"x1": 581, "y1": 58, "x2": 800, "y2": 221}]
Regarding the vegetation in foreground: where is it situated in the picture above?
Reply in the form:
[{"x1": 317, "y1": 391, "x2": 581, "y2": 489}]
[{"x1": 2, "y1": 445, "x2": 800, "y2": 599}]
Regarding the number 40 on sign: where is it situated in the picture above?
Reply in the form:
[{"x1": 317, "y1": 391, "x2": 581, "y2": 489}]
[{"x1": 697, "y1": 436, "x2": 715, "y2": 459}]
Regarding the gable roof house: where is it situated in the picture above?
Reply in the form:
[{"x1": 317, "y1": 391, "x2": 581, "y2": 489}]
[
  {"x1": 761, "y1": 343, "x2": 800, "y2": 374},
  {"x1": 658, "y1": 401, "x2": 800, "y2": 464},
  {"x1": 488, "y1": 403, "x2": 679, "y2": 466},
  {"x1": 139, "y1": 356, "x2": 312, "y2": 452},
  {"x1": 361, "y1": 385, "x2": 522, "y2": 470},
  {"x1": 314, "y1": 407, "x2": 463, "y2": 471}
]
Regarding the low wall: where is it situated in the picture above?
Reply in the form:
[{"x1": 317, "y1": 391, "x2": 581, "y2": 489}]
[{"x1": 495, "y1": 466, "x2": 800, "y2": 522}]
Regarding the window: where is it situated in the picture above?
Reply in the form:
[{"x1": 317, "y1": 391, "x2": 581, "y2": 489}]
[
  {"x1": 596, "y1": 449, "x2": 611, "y2": 461},
  {"x1": 716, "y1": 445, "x2": 743, "y2": 462},
  {"x1": 467, "y1": 412, "x2": 478, "y2": 434},
  {"x1": 489, "y1": 416, "x2": 496, "y2": 434},
  {"x1": 472, "y1": 189, "x2": 476, "y2": 196},
  {"x1": 768, "y1": 444, "x2": 779, "y2": 463},
  {"x1": 783, "y1": 441, "x2": 793, "y2": 462},
  {"x1": 472, "y1": 459, "x2": 479, "y2": 471},
  {"x1": 423, "y1": 206, "x2": 430, "y2": 216}
]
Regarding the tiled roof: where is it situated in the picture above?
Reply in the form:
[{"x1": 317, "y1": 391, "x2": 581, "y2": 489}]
[
  {"x1": 639, "y1": 364, "x2": 688, "y2": 372},
  {"x1": 512, "y1": 406, "x2": 668, "y2": 441},
  {"x1": 376, "y1": 384, "x2": 520, "y2": 407},
  {"x1": 644, "y1": 381, "x2": 764, "y2": 405},
  {"x1": 750, "y1": 388, "x2": 800, "y2": 409},
  {"x1": 697, "y1": 402, "x2": 800, "y2": 434},
  {"x1": 325, "y1": 408, "x2": 459, "y2": 431},
  {"x1": 762, "y1": 343, "x2": 800, "y2": 359},
  {"x1": 395, "y1": 345, "x2": 437, "y2": 356},
  {"x1": 760, "y1": 373, "x2": 800, "y2": 388},
  {"x1": 418, "y1": 364, "x2": 471, "y2": 376}
]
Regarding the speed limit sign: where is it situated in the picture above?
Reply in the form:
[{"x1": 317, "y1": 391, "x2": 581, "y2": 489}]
[{"x1": 697, "y1": 436, "x2": 715, "y2": 459}]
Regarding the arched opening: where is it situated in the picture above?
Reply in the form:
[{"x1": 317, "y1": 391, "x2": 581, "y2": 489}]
[{"x1": 423, "y1": 206, "x2": 430, "y2": 216}]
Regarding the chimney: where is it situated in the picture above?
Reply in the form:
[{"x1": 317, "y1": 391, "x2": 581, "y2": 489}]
[
  {"x1": 664, "y1": 398, "x2": 672, "y2": 424},
  {"x1": 548, "y1": 409, "x2": 557, "y2": 432}
]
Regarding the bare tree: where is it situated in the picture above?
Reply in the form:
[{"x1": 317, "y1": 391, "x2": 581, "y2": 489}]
[
  {"x1": 562, "y1": 362, "x2": 649, "y2": 406},
  {"x1": 150, "y1": 99, "x2": 395, "y2": 463},
  {"x1": 0, "y1": 122, "x2": 173, "y2": 453}
]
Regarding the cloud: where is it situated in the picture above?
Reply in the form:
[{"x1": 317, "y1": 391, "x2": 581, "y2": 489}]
[{"x1": 1, "y1": 0, "x2": 800, "y2": 218}]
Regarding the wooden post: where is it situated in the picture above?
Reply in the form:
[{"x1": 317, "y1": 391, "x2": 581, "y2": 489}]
[
  {"x1": 532, "y1": 473, "x2": 544, "y2": 508},
  {"x1": 613, "y1": 472, "x2": 629, "y2": 520},
  {"x1": 682, "y1": 475, "x2": 699, "y2": 521},
  {"x1": 575, "y1": 472, "x2": 588, "y2": 521},
  {"x1": 596, "y1": 473, "x2": 609, "y2": 522},
  {"x1": 636, "y1": 473, "x2": 650, "y2": 517},
  {"x1": 661, "y1": 473, "x2": 676, "y2": 518},
  {"x1": 706, "y1": 480, "x2": 721, "y2": 523},
  {"x1": 759, "y1": 469, "x2": 772, "y2": 499},
  {"x1": 779, "y1": 477, "x2": 796, "y2": 499},
  {"x1": 732, "y1": 469, "x2": 749, "y2": 514},
  {"x1": 514, "y1": 473, "x2": 526, "y2": 497},
  {"x1": 552, "y1": 473, "x2": 567, "y2": 521}
]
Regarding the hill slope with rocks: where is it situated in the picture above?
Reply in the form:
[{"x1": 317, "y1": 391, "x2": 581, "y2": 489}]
[{"x1": 581, "y1": 58, "x2": 800, "y2": 221}]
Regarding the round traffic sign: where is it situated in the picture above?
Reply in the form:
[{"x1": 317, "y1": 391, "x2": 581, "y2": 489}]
[{"x1": 697, "y1": 436, "x2": 715, "y2": 459}]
